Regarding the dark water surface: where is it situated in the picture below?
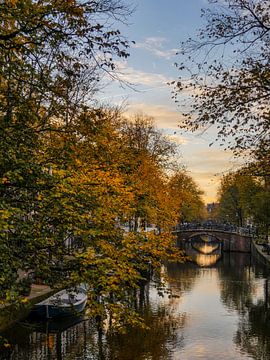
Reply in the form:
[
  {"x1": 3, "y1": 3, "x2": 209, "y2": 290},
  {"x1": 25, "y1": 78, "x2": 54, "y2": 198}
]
[{"x1": 1, "y1": 253, "x2": 270, "y2": 360}]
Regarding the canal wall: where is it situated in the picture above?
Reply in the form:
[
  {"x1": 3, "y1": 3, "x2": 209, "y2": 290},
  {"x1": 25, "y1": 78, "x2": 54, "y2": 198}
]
[
  {"x1": 251, "y1": 240, "x2": 270, "y2": 267},
  {"x1": 0, "y1": 285, "x2": 55, "y2": 332}
]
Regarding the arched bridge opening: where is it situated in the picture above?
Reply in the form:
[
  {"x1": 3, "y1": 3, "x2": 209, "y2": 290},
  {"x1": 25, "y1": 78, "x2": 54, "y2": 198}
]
[{"x1": 174, "y1": 228, "x2": 252, "y2": 253}]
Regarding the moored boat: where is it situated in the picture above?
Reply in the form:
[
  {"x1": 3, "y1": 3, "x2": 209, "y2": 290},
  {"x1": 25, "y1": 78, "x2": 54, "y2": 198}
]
[{"x1": 31, "y1": 285, "x2": 88, "y2": 319}]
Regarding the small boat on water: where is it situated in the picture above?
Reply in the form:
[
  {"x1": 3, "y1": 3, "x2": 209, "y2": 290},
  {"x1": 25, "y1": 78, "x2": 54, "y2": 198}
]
[{"x1": 31, "y1": 285, "x2": 88, "y2": 319}]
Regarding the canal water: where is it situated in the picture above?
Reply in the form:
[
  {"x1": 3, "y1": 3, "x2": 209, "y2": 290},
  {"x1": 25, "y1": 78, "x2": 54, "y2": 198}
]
[{"x1": 1, "y1": 252, "x2": 270, "y2": 360}]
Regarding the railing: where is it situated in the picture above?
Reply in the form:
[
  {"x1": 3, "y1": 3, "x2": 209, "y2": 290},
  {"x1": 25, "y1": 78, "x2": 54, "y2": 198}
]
[{"x1": 173, "y1": 222, "x2": 257, "y2": 236}]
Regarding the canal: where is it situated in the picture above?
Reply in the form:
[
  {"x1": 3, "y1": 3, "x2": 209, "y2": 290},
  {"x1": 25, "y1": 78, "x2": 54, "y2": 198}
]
[{"x1": 1, "y1": 252, "x2": 270, "y2": 360}]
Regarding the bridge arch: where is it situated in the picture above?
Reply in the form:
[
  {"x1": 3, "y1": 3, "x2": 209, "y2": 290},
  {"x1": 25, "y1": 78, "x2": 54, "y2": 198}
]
[
  {"x1": 174, "y1": 228, "x2": 252, "y2": 253},
  {"x1": 186, "y1": 232, "x2": 222, "y2": 242}
]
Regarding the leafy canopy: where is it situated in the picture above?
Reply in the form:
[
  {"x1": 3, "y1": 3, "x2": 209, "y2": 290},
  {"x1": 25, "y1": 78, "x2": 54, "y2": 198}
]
[{"x1": 172, "y1": 0, "x2": 270, "y2": 156}]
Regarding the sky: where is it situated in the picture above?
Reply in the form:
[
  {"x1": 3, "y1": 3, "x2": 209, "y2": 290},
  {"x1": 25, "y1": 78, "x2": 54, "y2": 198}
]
[{"x1": 99, "y1": 0, "x2": 242, "y2": 203}]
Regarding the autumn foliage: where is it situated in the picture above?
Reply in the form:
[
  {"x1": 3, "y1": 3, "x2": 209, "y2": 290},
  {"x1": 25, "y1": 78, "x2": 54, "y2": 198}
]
[{"x1": 0, "y1": 0, "x2": 206, "y2": 328}]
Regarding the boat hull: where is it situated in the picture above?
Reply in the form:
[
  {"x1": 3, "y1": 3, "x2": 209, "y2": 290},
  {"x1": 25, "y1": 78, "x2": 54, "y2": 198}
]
[
  {"x1": 31, "y1": 298, "x2": 87, "y2": 319},
  {"x1": 30, "y1": 287, "x2": 88, "y2": 319}
]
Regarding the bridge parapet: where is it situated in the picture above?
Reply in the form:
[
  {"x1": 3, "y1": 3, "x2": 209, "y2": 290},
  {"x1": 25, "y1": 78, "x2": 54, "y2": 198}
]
[{"x1": 174, "y1": 224, "x2": 256, "y2": 236}]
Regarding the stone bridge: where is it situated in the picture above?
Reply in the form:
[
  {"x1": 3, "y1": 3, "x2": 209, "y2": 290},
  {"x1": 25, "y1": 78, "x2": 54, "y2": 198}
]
[{"x1": 173, "y1": 228, "x2": 252, "y2": 253}]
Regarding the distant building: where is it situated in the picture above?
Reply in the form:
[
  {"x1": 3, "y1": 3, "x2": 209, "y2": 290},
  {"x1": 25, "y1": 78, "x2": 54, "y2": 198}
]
[{"x1": 206, "y1": 202, "x2": 219, "y2": 218}]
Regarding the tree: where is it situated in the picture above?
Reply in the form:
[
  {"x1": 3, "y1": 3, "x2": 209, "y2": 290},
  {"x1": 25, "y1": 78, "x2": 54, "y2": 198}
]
[
  {"x1": 119, "y1": 114, "x2": 177, "y2": 231},
  {"x1": 0, "y1": 0, "x2": 132, "y2": 301},
  {"x1": 172, "y1": 0, "x2": 270, "y2": 158},
  {"x1": 120, "y1": 114, "x2": 177, "y2": 167},
  {"x1": 0, "y1": 1, "x2": 185, "y2": 330},
  {"x1": 41, "y1": 108, "x2": 183, "y2": 328},
  {"x1": 244, "y1": 140, "x2": 270, "y2": 180},
  {"x1": 1, "y1": 101, "x2": 184, "y2": 329},
  {"x1": 217, "y1": 171, "x2": 262, "y2": 226},
  {"x1": 168, "y1": 170, "x2": 205, "y2": 224},
  {"x1": 251, "y1": 191, "x2": 270, "y2": 240}
]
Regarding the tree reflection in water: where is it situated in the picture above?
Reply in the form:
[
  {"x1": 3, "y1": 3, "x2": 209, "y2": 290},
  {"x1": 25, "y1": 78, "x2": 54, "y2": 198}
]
[
  {"x1": 217, "y1": 254, "x2": 270, "y2": 360},
  {"x1": 165, "y1": 262, "x2": 199, "y2": 298},
  {"x1": 2, "y1": 253, "x2": 270, "y2": 360},
  {"x1": 218, "y1": 253, "x2": 255, "y2": 313},
  {"x1": 0, "y1": 283, "x2": 186, "y2": 360},
  {"x1": 234, "y1": 277, "x2": 270, "y2": 360},
  {"x1": 103, "y1": 305, "x2": 186, "y2": 360}
]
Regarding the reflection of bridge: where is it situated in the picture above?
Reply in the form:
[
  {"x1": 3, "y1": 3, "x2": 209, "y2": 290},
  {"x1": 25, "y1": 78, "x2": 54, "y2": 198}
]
[{"x1": 173, "y1": 227, "x2": 252, "y2": 253}]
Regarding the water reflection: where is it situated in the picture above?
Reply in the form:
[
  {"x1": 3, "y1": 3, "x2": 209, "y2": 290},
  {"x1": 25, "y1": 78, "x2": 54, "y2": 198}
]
[
  {"x1": 199, "y1": 235, "x2": 219, "y2": 243},
  {"x1": 1, "y1": 253, "x2": 270, "y2": 360},
  {"x1": 235, "y1": 293, "x2": 270, "y2": 360},
  {"x1": 103, "y1": 305, "x2": 186, "y2": 360},
  {"x1": 186, "y1": 235, "x2": 222, "y2": 267},
  {"x1": 191, "y1": 235, "x2": 220, "y2": 254},
  {"x1": 1, "y1": 316, "x2": 94, "y2": 360},
  {"x1": 218, "y1": 256, "x2": 254, "y2": 313},
  {"x1": 192, "y1": 242, "x2": 220, "y2": 254},
  {"x1": 0, "y1": 292, "x2": 185, "y2": 360},
  {"x1": 217, "y1": 256, "x2": 270, "y2": 360},
  {"x1": 194, "y1": 254, "x2": 221, "y2": 267}
]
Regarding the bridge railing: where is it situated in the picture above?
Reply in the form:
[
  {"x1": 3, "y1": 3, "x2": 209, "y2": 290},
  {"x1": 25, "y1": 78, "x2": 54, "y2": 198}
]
[{"x1": 173, "y1": 223, "x2": 257, "y2": 236}]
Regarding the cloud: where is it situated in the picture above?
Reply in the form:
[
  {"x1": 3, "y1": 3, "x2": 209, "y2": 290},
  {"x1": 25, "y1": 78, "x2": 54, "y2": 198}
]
[
  {"x1": 135, "y1": 36, "x2": 167, "y2": 48},
  {"x1": 125, "y1": 102, "x2": 185, "y2": 130},
  {"x1": 185, "y1": 148, "x2": 242, "y2": 174},
  {"x1": 133, "y1": 37, "x2": 178, "y2": 59},
  {"x1": 165, "y1": 134, "x2": 189, "y2": 146},
  {"x1": 122, "y1": 102, "x2": 243, "y2": 204},
  {"x1": 182, "y1": 148, "x2": 244, "y2": 202},
  {"x1": 116, "y1": 62, "x2": 172, "y2": 87},
  {"x1": 187, "y1": 169, "x2": 220, "y2": 202},
  {"x1": 103, "y1": 62, "x2": 201, "y2": 102}
]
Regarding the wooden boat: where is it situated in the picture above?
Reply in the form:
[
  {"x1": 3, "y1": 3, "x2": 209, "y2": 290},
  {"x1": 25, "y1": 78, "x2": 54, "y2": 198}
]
[{"x1": 31, "y1": 285, "x2": 88, "y2": 319}]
